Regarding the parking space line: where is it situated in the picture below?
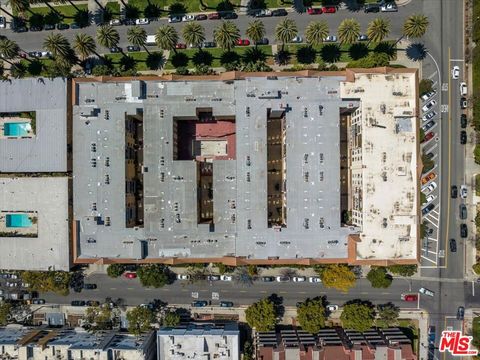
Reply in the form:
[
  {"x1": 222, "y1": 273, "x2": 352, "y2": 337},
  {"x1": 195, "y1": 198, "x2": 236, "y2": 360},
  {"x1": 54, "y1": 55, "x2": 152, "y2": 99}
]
[
  {"x1": 427, "y1": 250, "x2": 438, "y2": 255},
  {"x1": 427, "y1": 237, "x2": 438, "y2": 242},
  {"x1": 421, "y1": 255, "x2": 437, "y2": 264}
]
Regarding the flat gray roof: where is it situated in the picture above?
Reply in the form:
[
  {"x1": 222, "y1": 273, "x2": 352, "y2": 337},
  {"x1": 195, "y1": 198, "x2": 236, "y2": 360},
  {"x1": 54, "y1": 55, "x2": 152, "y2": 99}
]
[
  {"x1": 0, "y1": 78, "x2": 67, "y2": 173},
  {"x1": 73, "y1": 76, "x2": 360, "y2": 261}
]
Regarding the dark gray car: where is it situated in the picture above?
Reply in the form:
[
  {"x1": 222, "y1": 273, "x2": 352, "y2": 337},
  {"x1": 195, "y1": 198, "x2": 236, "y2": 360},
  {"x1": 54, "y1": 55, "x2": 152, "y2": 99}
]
[{"x1": 460, "y1": 204, "x2": 467, "y2": 219}]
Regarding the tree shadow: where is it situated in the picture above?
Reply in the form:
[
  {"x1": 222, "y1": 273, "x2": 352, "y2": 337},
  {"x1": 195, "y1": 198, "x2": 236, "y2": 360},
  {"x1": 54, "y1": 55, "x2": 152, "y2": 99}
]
[
  {"x1": 405, "y1": 43, "x2": 427, "y2": 62},
  {"x1": 27, "y1": 59, "x2": 43, "y2": 76},
  {"x1": 296, "y1": 45, "x2": 316, "y2": 64},
  {"x1": 44, "y1": 11, "x2": 62, "y2": 25},
  {"x1": 344, "y1": 298, "x2": 374, "y2": 307},
  {"x1": 216, "y1": 0, "x2": 235, "y2": 11},
  {"x1": 144, "y1": 3, "x2": 161, "y2": 19},
  {"x1": 373, "y1": 41, "x2": 396, "y2": 59},
  {"x1": 243, "y1": 47, "x2": 267, "y2": 64},
  {"x1": 349, "y1": 43, "x2": 369, "y2": 60},
  {"x1": 267, "y1": 293, "x2": 285, "y2": 318},
  {"x1": 73, "y1": 9, "x2": 90, "y2": 27},
  {"x1": 248, "y1": 0, "x2": 266, "y2": 10},
  {"x1": 119, "y1": 55, "x2": 136, "y2": 71},
  {"x1": 169, "y1": 2, "x2": 187, "y2": 15},
  {"x1": 124, "y1": 4, "x2": 140, "y2": 19},
  {"x1": 28, "y1": 13, "x2": 44, "y2": 28},
  {"x1": 220, "y1": 51, "x2": 240, "y2": 70},
  {"x1": 170, "y1": 52, "x2": 189, "y2": 68},
  {"x1": 320, "y1": 44, "x2": 341, "y2": 63},
  {"x1": 192, "y1": 50, "x2": 213, "y2": 66},
  {"x1": 275, "y1": 49, "x2": 291, "y2": 65}
]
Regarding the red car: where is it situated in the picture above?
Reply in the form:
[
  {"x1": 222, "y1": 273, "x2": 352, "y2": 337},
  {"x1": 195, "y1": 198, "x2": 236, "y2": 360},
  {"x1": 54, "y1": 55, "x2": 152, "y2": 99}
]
[
  {"x1": 176, "y1": 43, "x2": 187, "y2": 49},
  {"x1": 236, "y1": 39, "x2": 250, "y2": 46},
  {"x1": 124, "y1": 272, "x2": 137, "y2": 279},
  {"x1": 401, "y1": 294, "x2": 418, "y2": 302},
  {"x1": 322, "y1": 6, "x2": 336, "y2": 13},
  {"x1": 421, "y1": 131, "x2": 435, "y2": 144},
  {"x1": 208, "y1": 12, "x2": 220, "y2": 19},
  {"x1": 307, "y1": 7, "x2": 323, "y2": 14}
]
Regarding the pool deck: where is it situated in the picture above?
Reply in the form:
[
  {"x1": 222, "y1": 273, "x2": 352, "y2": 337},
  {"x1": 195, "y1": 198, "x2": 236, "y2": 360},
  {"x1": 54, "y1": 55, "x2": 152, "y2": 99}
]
[{"x1": 0, "y1": 212, "x2": 38, "y2": 237}]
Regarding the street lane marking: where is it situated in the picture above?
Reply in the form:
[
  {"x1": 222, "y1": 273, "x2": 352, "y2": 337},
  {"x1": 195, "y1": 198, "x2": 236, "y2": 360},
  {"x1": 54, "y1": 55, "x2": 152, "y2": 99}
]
[
  {"x1": 450, "y1": 59, "x2": 464, "y2": 62},
  {"x1": 445, "y1": 47, "x2": 452, "y2": 270}
]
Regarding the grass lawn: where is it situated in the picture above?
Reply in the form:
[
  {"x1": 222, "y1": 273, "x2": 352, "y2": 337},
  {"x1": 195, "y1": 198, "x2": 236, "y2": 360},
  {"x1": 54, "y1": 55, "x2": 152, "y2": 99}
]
[
  {"x1": 19, "y1": 59, "x2": 55, "y2": 77},
  {"x1": 127, "y1": 0, "x2": 242, "y2": 15},
  {"x1": 105, "y1": 51, "x2": 150, "y2": 71},
  {"x1": 27, "y1": 4, "x2": 88, "y2": 24},
  {"x1": 105, "y1": 1, "x2": 121, "y2": 18},
  {"x1": 473, "y1": 317, "x2": 480, "y2": 352},
  {"x1": 262, "y1": 0, "x2": 322, "y2": 8}
]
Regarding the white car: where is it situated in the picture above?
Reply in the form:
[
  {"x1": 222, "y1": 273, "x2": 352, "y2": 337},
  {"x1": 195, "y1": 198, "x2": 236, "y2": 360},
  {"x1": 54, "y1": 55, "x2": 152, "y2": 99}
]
[
  {"x1": 460, "y1": 185, "x2": 468, "y2": 199},
  {"x1": 422, "y1": 100, "x2": 437, "y2": 113},
  {"x1": 327, "y1": 305, "x2": 339, "y2": 311},
  {"x1": 220, "y1": 275, "x2": 233, "y2": 281},
  {"x1": 421, "y1": 90, "x2": 436, "y2": 101},
  {"x1": 460, "y1": 82, "x2": 467, "y2": 96},
  {"x1": 109, "y1": 19, "x2": 122, "y2": 26},
  {"x1": 276, "y1": 276, "x2": 290, "y2": 282},
  {"x1": 290, "y1": 36, "x2": 303, "y2": 43},
  {"x1": 380, "y1": 3, "x2": 397, "y2": 12},
  {"x1": 452, "y1": 65, "x2": 460, "y2": 79},
  {"x1": 135, "y1": 18, "x2": 149, "y2": 25},
  {"x1": 421, "y1": 181, "x2": 437, "y2": 195},
  {"x1": 324, "y1": 35, "x2": 337, "y2": 42},
  {"x1": 177, "y1": 274, "x2": 190, "y2": 280},
  {"x1": 182, "y1": 15, "x2": 195, "y2": 22},
  {"x1": 292, "y1": 276, "x2": 306, "y2": 282},
  {"x1": 308, "y1": 276, "x2": 321, "y2": 283},
  {"x1": 0, "y1": 16, "x2": 6, "y2": 29},
  {"x1": 419, "y1": 287, "x2": 435, "y2": 296},
  {"x1": 422, "y1": 111, "x2": 436, "y2": 122},
  {"x1": 424, "y1": 194, "x2": 436, "y2": 205}
]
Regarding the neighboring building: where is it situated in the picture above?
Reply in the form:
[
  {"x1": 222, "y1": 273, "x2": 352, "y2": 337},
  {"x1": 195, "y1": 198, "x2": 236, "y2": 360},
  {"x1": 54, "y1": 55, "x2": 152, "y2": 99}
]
[
  {"x1": 71, "y1": 69, "x2": 419, "y2": 266},
  {"x1": 157, "y1": 323, "x2": 240, "y2": 360},
  {"x1": 0, "y1": 327, "x2": 157, "y2": 360},
  {"x1": 256, "y1": 328, "x2": 417, "y2": 360}
]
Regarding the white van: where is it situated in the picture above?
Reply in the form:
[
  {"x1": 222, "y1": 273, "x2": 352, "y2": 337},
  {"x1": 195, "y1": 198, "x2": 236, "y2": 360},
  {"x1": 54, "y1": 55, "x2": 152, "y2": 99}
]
[{"x1": 146, "y1": 35, "x2": 156, "y2": 46}]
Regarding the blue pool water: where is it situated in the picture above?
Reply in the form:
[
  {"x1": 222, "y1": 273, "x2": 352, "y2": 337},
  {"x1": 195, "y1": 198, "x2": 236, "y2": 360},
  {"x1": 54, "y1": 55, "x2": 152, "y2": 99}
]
[
  {"x1": 4, "y1": 122, "x2": 31, "y2": 137},
  {"x1": 6, "y1": 214, "x2": 32, "y2": 228}
]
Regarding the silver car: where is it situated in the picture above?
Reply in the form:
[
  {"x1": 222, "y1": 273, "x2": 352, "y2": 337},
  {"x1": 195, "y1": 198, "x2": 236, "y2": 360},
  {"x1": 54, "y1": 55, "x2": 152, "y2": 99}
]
[{"x1": 419, "y1": 287, "x2": 434, "y2": 296}]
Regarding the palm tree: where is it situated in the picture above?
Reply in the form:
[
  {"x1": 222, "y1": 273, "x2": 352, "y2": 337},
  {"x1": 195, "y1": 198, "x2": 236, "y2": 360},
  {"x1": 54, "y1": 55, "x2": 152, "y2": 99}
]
[
  {"x1": 246, "y1": 20, "x2": 265, "y2": 48},
  {"x1": 275, "y1": 18, "x2": 297, "y2": 51},
  {"x1": 214, "y1": 21, "x2": 240, "y2": 52},
  {"x1": 127, "y1": 26, "x2": 148, "y2": 53},
  {"x1": 97, "y1": 24, "x2": 120, "y2": 50},
  {"x1": 0, "y1": 38, "x2": 19, "y2": 65},
  {"x1": 338, "y1": 18, "x2": 360, "y2": 45},
  {"x1": 182, "y1": 23, "x2": 205, "y2": 50},
  {"x1": 403, "y1": 14, "x2": 429, "y2": 39},
  {"x1": 6, "y1": 0, "x2": 29, "y2": 14},
  {"x1": 43, "y1": 33, "x2": 71, "y2": 59},
  {"x1": 305, "y1": 21, "x2": 329, "y2": 46},
  {"x1": 367, "y1": 18, "x2": 390, "y2": 44},
  {"x1": 73, "y1": 33, "x2": 98, "y2": 60},
  {"x1": 155, "y1": 25, "x2": 179, "y2": 53}
]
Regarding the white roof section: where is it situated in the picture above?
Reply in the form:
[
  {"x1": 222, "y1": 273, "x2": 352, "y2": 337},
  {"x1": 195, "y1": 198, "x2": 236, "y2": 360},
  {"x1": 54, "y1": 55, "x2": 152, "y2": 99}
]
[
  {"x1": 0, "y1": 78, "x2": 67, "y2": 172},
  {"x1": 0, "y1": 177, "x2": 70, "y2": 270}
]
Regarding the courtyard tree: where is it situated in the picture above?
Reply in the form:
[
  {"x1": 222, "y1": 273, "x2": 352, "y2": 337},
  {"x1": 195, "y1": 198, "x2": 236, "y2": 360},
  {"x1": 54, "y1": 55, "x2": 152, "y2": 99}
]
[
  {"x1": 126, "y1": 306, "x2": 155, "y2": 336},
  {"x1": 340, "y1": 302, "x2": 375, "y2": 332},
  {"x1": 296, "y1": 298, "x2": 326, "y2": 334}
]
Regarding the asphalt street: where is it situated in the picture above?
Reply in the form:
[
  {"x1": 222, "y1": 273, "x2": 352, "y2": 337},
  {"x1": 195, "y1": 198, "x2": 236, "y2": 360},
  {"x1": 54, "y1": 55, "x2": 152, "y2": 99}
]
[{"x1": 0, "y1": 2, "x2": 422, "y2": 52}]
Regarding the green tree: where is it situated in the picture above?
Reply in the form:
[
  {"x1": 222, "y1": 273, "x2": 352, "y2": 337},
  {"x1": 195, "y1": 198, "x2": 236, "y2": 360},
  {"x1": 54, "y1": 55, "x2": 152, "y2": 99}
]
[
  {"x1": 137, "y1": 264, "x2": 171, "y2": 288},
  {"x1": 214, "y1": 21, "x2": 240, "y2": 51},
  {"x1": 367, "y1": 18, "x2": 390, "y2": 44},
  {"x1": 305, "y1": 21, "x2": 329, "y2": 46},
  {"x1": 0, "y1": 38, "x2": 20, "y2": 64},
  {"x1": 317, "y1": 264, "x2": 356, "y2": 292},
  {"x1": 275, "y1": 18, "x2": 297, "y2": 51},
  {"x1": 162, "y1": 311, "x2": 180, "y2": 327},
  {"x1": 7, "y1": 0, "x2": 29, "y2": 14},
  {"x1": 245, "y1": 298, "x2": 277, "y2": 331},
  {"x1": 246, "y1": 20, "x2": 265, "y2": 48},
  {"x1": 338, "y1": 18, "x2": 360, "y2": 45},
  {"x1": 182, "y1": 23, "x2": 205, "y2": 49},
  {"x1": 387, "y1": 265, "x2": 417, "y2": 277},
  {"x1": 83, "y1": 304, "x2": 117, "y2": 332},
  {"x1": 419, "y1": 79, "x2": 433, "y2": 95},
  {"x1": 155, "y1": 25, "x2": 179, "y2": 53},
  {"x1": 126, "y1": 306, "x2": 155, "y2": 336},
  {"x1": 97, "y1": 25, "x2": 120, "y2": 49},
  {"x1": 127, "y1": 26, "x2": 148, "y2": 53},
  {"x1": 243, "y1": 341, "x2": 254, "y2": 360},
  {"x1": 473, "y1": 263, "x2": 480, "y2": 275},
  {"x1": 376, "y1": 303, "x2": 400, "y2": 327},
  {"x1": 340, "y1": 303, "x2": 375, "y2": 332},
  {"x1": 107, "y1": 264, "x2": 125, "y2": 278},
  {"x1": 367, "y1": 267, "x2": 393, "y2": 288},
  {"x1": 43, "y1": 33, "x2": 71, "y2": 59},
  {"x1": 296, "y1": 298, "x2": 326, "y2": 334},
  {"x1": 21, "y1": 271, "x2": 71, "y2": 295},
  {"x1": 0, "y1": 303, "x2": 12, "y2": 326},
  {"x1": 403, "y1": 14, "x2": 429, "y2": 39},
  {"x1": 346, "y1": 52, "x2": 390, "y2": 68},
  {"x1": 73, "y1": 33, "x2": 97, "y2": 60}
]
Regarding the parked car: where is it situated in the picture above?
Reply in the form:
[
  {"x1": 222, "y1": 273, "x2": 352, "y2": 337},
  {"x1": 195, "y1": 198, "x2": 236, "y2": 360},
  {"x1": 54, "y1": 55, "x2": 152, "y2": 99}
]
[
  {"x1": 451, "y1": 185, "x2": 458, "y2": 198},
  {"x1": 177, "y1": 274, "x2": 190, "y2": 280},
  {"x1": 276, "y1": 276, "x2": 290, "y2": 282},
  {"x1": 109, "y1": 19, "x2": 122, "y2": 26},
  {"x1": 292, "y1": 276, "x2": 306, "y2": 282},
  {"x1": 327, "y1": 305, "x2": 339, "y2": 311},
  {"x1": 193, "y1": 13, "x2": 206, "y2": 20},
  {"x1": 426, "y1": 151, "x2": 434, "y2": 159},
  {"x1": 457, "y1": 306, "x2": 465, "y2": 320},
  {"x1": 29, "y1": 25, "x2": 42, "y2": 32},
  {"x1": 448, "y1": 237, "x2": 457, "y2": 252},
  {"x1": 255, "y1": 38, "x2": 269, "y2": 45},
  {"x1": 424, "y1": 194, "x2": 436, "y2": 205},
  {"x1": 460, "y1": 114, "x2": 467, "y2": 128},
  {"x1": 324, "y1": 35, "x2": 337, "y2": 42},
  {"x1": 220, "y1": 275, "x2": 233, "y2": 281},
  {"x1": 460, "y1": 204, "x2": 467, "y2": 219},
  {"x1": 357, "y1": 34, "x2": 369, "y2": 41},
  {"x1": 182, "y1": 15, "x2": 195, "y2": 22},
  {"x1": 422, "y1": 203, "x2": 435, "y2": 216},
  {"x1": 127, "y1": 45, "x2": 141, "y2": 52},
  {"x1": 452, "y1": 65, "x2": 460, "y2": 79},
  {"x1": 70, "y1": 23, "x2": 81, "y2": 29},
  {"x1": 135, "y1": 18, "x2": 149, "y2": 25},
  {"x1": 175, "y1": 43, "x2": 187, "y2": 49},
  {"x1": 308, "y1": 276, "x2": 321, "y2": 283},
  {"x1": 168, "y1": 16, "x2": 182, "y2": 23},
  {"x1": 322, "y1": 6, "x2": 336, "y2": 13},
  {"x1": 56, "y1": 23, "x2": 69, "y2": 30},
  {"x1": 83, "y1": 283, "x2": 97, "y2": 290},
  {"x1": 460, "y1": 224, "x2": 468, "y2": 238},
  {"x1": 460, "y1": 130, "x2": 467, "y2": 144},
  {"x1": 124, "y1": 272, "x2": 137, "y2": 279},
  {"x1": 421, "y1": 90, "x2": 437, "y2": 101},
  {"x1": 261, "y1": 276, "x2": 275, "y2": 282},
  {"x1": 380, "y1": 3, "x2": 397, "y2": 12},
  {"x1": 207, "y1": 275, "x2": 220, "y2": 281},
  {"x1": 32, "y1": 299, "x2": 45, "y2": 304},
  {"x1": 208, "y1": 12, "x2": 221, "y2": 19},
  {"x1": 421, "y1": 131, "x2": 435, "y2": 144},
  {"x1": 421, "y1": 172, "x2": 436, "y2": 185},
  {"x1": 460, "y1": 82, "x2": 467, "y2": 96},
  {"x1": 422, "y1": 120, "x2": 436, "y2": 132},
  {"x1": 419, "y1": 287, "x2": 435, "y2": 296},
  {"x1": 422, "y1": 111, "x2": 436, "y2": 122},
  {"x1": 307, "y1": 7, "x2": 323, "y2": 14},
  {"x1": 71, "y1": 300, "x2": 86, "y2": 306},
  {"x1": 220, "y1": 301, "x2": 234, "y2": 307},
  {"x1": 44, "y1": 24, "x2": 55, "y2": 30},
  {"x1": 364, "y1": 3, "x2": 380, "y2": 12},
  {"x1": 401, "y1": 294, "x2": 418, "y2": 302},
  {"x1": 290, "y1": 36, "x2": 303, "y2": 43},
  {"x1": 86, "y1": 300, "x2": 100, "y2": 306},
  {"x1": 255, "y1": 9, "x2": 272, "y2": 17},
  {"x1": 422, "y1": 100, "x2": 437, "y2": 112},
  {"x1": 123, "y1": 19, "x2": 136, "y2": 25},
  {"x1": 203, "y1": 41, "x2": 216, "y2": 48},
  {"x1": 221, "y1": 12, "x2": 238, "y2": 19},
  {"x1": 461, "y1": 185, "x2": 468, "y2": 199},
  {"x1": 14, "y1": 26, "x2": 28, "y2": 32},
  {"x1": 272, "y1": 8, "x2": 288, "y2": 16},
  {"x1": 0, "y1": 16, "x2": 6, "y2": 29},
  {"x1": 191, "y1": 300, "x2": 208, "y2": 307},
  {"x1": 236, "y1": 39, "x2": 250, "y2": 46},
  {"x1": 460, "y1": 97, "x2": 467, "y2": 109},
  {"x1": 421, "y1": 181, "x2": 437, "y2": 195}
]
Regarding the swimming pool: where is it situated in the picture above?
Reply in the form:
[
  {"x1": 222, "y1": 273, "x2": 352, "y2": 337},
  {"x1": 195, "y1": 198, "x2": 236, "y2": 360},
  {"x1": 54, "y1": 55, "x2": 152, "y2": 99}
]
[
  {"x1": 3, "y1": 122, "x2": 31, "y2": 137},
  {"x1": 6, "y1": 214, "x2": 32, "y2": 228}
]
